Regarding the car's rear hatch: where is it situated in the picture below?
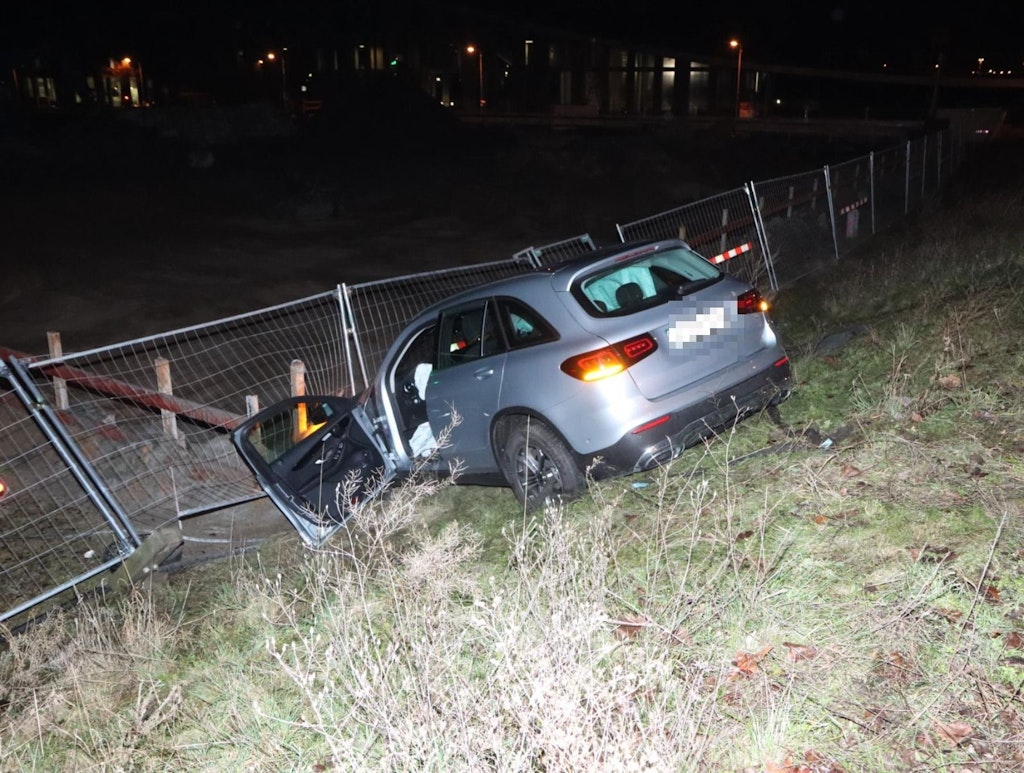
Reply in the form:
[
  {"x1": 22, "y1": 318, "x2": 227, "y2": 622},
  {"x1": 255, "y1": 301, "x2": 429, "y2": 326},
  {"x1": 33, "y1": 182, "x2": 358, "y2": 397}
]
[
  {"x1": 565, "y1": 243, "x2": 773, "y2": 401},
  {"x1": 622, "y1": 280, "x2": 769, "y2": 400}
]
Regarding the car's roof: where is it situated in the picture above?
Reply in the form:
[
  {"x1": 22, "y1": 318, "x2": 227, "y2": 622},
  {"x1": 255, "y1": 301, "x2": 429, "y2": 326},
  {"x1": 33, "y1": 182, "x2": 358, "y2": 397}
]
[{"x1": 414, "y1": 238, "x2": 689, "y2": 319}]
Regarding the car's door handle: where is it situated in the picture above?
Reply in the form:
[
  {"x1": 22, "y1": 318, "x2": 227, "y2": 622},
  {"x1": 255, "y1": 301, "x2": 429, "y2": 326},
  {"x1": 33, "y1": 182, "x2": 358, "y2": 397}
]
[{"x1": 473, "y1": 367, "x2": 495, "y2": 380}]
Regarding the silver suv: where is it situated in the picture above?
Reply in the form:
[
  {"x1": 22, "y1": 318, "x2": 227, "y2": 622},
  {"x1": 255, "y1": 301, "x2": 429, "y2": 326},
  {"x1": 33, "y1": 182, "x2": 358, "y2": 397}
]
[{"x1": 234, "y1": 239, "x2": 792, "y2": 542}]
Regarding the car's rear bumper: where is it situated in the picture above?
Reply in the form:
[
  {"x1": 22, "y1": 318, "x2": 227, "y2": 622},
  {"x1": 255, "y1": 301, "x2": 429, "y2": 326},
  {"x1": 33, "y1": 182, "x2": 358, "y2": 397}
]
[{"x1": 582, "y1": 357, "x2": 793, "y2": 476}]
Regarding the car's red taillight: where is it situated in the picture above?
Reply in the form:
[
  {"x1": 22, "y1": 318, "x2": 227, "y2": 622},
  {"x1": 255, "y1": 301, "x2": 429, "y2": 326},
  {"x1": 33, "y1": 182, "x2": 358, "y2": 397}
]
[
  {"x1": 561, "y1": 333, "x2": 658, "y2": 381},
  {"x1": 737, "y1": 289, "x2": 770, "y2": 314}
]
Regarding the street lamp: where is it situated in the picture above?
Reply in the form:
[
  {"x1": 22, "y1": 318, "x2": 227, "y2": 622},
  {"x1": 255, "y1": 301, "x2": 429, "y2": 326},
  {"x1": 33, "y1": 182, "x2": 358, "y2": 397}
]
[
  {"x1": 466, "y1": 44, "x2": 484, "y2": 108},
  {"x1": 267, "y1": 49, "x2": 288, "y2": 108},
  {"x1": 729, "y1": 39, "x2": 743, "y2": 118}
]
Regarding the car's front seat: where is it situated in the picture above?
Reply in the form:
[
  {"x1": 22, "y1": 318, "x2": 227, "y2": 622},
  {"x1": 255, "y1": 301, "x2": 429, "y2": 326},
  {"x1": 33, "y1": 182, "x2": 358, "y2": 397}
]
[{"x1": 615, "y1": 282, "x2": 644, "y2": 309}]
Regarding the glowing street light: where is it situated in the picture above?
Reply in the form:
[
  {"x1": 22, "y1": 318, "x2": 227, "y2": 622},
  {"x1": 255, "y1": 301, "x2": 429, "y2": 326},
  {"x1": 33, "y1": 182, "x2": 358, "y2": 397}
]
[
  {"x1": 466, "y1": 44, "x2": 484, "y2": 108},
  {"x1": 267, "y1": 49, "x2": 288, "y2": 108},
  {"x1": 729, "y1": 39, "x2": 743, "y2": 118}
]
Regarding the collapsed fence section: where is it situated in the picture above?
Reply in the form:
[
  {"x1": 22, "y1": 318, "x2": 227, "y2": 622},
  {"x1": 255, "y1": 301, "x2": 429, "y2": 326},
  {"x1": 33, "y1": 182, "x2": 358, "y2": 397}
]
[
  {"x1": 0, "y1": 237, "x2": 585, "y2": 621},
  {"x1": 9, "y1": 290, "x2": 355, "y2": 536},
  {"x1": 0, "y1": 362, "x2": 139, "y2": 624}
]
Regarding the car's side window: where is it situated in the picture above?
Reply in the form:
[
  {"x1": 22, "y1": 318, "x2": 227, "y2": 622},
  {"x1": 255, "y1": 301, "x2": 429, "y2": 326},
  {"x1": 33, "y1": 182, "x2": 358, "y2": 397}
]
[
  {"x1": 391, "y1": 324, "x2": 436, "y2": 396},
  {"x1": 436, "y1": 301, "x2": 503, "y2": 369},
  {"x1": 497, "y1": 297, "x2": 558, "y2": 350}
]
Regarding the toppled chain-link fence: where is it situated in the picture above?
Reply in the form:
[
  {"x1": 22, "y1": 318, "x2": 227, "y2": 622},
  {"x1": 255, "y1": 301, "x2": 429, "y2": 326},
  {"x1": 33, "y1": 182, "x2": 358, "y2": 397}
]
[
  {"x1": 0, "y1": 236, "x2": 596, "y2": 624},
  {"x1": 0, "y1": 362, "x2": 139, "y2": 623},
  {"x1": 0, "y1": 122, "x2": 976, "y2": 623}
]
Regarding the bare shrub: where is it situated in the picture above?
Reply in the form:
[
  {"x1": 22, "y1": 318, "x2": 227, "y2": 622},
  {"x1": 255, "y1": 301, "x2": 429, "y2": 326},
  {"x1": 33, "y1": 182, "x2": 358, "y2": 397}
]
[
  {"x1": 259, "y1": 478, "x2": 740, "y2": 771},
  {"x1": 0, "y1": 587, "x2": 185, "y2": 770}
]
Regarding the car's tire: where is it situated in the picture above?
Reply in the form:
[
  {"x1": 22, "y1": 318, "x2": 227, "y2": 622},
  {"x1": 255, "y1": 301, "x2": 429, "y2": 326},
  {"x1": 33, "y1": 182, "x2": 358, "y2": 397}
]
[{"x1": 499, "y1": 418, "x2": 585, "y2": 512}]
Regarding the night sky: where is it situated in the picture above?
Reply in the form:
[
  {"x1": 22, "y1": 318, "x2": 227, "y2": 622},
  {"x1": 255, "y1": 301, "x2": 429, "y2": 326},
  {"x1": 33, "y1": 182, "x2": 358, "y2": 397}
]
[{"x1": 4, "y1": 1, "x2": 1023, "y2": 81}]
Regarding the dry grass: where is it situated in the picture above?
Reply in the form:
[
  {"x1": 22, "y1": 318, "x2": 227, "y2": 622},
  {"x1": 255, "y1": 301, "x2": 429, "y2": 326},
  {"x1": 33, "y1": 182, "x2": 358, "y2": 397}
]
[{"x1": 3, "y1": 141, "x2": 1024, "y2": 772}]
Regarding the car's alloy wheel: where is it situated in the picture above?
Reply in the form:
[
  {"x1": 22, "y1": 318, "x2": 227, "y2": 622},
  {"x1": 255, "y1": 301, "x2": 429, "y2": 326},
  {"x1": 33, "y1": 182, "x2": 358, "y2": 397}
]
[{"x1": 501, "y1": 418, "x2": 584, "y2": 511}]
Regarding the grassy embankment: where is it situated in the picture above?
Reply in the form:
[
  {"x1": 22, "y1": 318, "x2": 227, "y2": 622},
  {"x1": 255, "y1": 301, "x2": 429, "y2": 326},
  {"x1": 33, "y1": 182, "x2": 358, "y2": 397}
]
[{"x1": 2, "y1": 139, "x2": 1023, "y2": 772}]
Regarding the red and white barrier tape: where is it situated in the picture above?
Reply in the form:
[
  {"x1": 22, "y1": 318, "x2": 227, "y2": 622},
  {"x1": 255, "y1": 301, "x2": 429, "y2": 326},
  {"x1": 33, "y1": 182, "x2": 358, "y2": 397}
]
[
  {"x1": 839, "y1": 197, "x2": 868, "y2": 215},
  {"x1": 709, "y1": 242, "x2": 752, "y2": 264}
]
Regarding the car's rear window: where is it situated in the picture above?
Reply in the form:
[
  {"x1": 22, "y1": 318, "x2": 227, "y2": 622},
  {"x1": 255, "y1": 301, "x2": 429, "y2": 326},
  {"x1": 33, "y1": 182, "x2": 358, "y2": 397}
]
[{"x1": 571, "y1": 246, "x2": 723, "y2": 317}]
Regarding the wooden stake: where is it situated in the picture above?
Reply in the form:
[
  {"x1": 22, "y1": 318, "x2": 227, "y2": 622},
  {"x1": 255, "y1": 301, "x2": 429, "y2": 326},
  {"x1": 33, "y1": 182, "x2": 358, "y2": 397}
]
[
  {"x1": 154, "y1": 357, "x2": 179, "y2": 440},
  {"x1": 46, "y1": 331, "x2": 69, "y2": 410}
]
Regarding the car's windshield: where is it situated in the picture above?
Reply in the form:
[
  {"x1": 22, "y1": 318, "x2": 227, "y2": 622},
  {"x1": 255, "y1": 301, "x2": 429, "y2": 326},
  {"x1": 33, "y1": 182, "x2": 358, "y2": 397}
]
[{"x1": 572, "y1": 246, "x2": 723, "y2": 317}]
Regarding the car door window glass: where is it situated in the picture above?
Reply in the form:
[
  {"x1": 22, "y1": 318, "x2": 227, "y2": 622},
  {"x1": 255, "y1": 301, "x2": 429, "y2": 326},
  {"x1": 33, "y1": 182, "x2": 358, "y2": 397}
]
[
  {"x1": 437, "y1": 302, "x2": 502, "y2": 369},
  {"x1": 497, "y1": 297, "x2": 558, "y2": 350}
]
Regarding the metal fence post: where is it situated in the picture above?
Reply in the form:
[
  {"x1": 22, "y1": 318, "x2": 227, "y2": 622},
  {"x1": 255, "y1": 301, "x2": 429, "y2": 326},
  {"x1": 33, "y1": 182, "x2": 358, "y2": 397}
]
[
  {"x1": 921, "y1": 135, "x2": 928, "y2": 198},
  {"x1": 823, "y1": 165, "x2": 840, "y2": 261},
  {"x1": 744, "y1": 181, "x2": 778, "y2": 292},
  {"x1": 869, "y1": 151, "x2": 877, "y2": 236},
  {"x1": 337, "y1": 283, "x2": 366, "y2": 394},
  {"x1": 905, "y1": 140, "x2": 911, "y2": 215}
]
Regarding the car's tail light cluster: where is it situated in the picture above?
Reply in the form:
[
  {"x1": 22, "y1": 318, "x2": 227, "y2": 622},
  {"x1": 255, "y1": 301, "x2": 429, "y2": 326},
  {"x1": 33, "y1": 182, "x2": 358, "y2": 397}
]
[
  {"x1": 561, "y1": 333, "x2": 658, "y2": 381},
  {"x1": 737, "y1": 289, "x2": 770, "y2": 314}
]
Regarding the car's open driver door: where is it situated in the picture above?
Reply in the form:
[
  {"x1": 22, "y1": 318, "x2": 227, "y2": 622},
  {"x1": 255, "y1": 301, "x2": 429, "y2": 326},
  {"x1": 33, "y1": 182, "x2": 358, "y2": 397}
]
[{"x1": 232, "y1": 395, "x2": 396, "y2": 547}]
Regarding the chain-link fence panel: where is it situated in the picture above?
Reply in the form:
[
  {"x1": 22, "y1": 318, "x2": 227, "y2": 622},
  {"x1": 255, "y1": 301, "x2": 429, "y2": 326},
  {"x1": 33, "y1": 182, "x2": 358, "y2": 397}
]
[
  {"x1": 827, "y1": 155, "x2": 874, "y2": 259},
  {"x1": 906, "y1": 136, "x2": 929, "y2": 212},
  {"x1": 871, "y1": 145, "x2": 908, "y2": 233},
  {"x1": 345, "y1": 257, "x2": 538, "y2": 386},
  {"x1": 513, "y1": 233, "x2": 596, "y2": 267},
  {"x1": 13, "y1": 290, "x2": 352, "y2": 534},
  {"x1": 615, "y1": 187, "x2": 773, "y2": 290},
  {"x1": 0, "y1": 361, "x2": 139, "y2": 624},
  {"x1": 749, "y1": 169, "x2": 834, "y2": 288},
  {"x1": 935, "y1": 130, "x2": 951, "y2": 189}
]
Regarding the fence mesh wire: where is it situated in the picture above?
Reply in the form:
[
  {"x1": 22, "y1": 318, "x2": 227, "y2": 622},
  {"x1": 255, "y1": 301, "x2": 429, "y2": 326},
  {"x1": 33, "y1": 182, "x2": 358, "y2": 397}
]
[
  {"x1": 828, "y1": 155, "x2": 874, "y2": 258},
  {"x1": 749, "y1": 169, "x2": 833, "y2": 288},
  {"x1": 871, "y1": 145, "x2": 908, "y2": 233},
  {"x1": 615, "y1": 187, "x2": 772, "y2": 289},
  {"x1": 906, "y1": 136, "x2": 929, "y2": 212},
  {"x1": 14, "y1": 291, "x2": 352, "y2": 534},
  {"x1": 346, "y1": 257, "x2": 538, "y2": 383},
  {"x1": 513, "y1": 233, "x2": 597, "y2": 267}
]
